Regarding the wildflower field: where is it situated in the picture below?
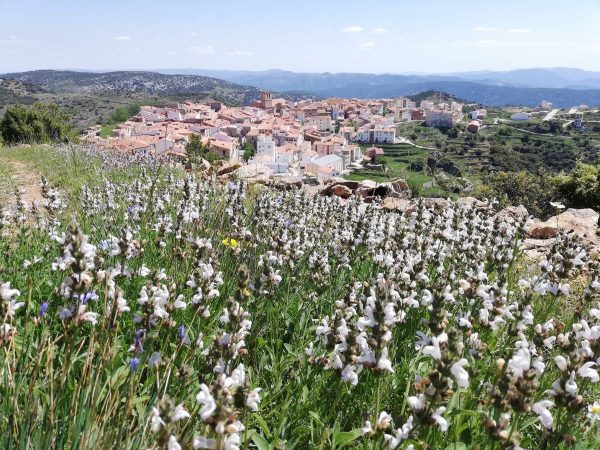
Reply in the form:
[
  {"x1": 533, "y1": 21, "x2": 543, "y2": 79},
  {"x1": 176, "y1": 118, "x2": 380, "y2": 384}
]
[{"x1": 1, "y1": 145, "x2": 600, "y2": 449}]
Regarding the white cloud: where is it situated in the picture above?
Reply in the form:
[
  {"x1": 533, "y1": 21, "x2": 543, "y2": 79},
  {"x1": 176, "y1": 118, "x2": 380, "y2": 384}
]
[
  {"x1": 371, "y1": 27, "x2": 388, "y2": 34},
  {"x1": 113, "y1": 35, "x2": 132, "y2": 41},
  {"x1": 341, "y1": 26, "x2": 363, "y2": 33},
  {"x1": 189, "y1": 44, "x2": 215, "y2": 55},
  {"x1": 227, "y1": 50, "x2": 254, "y2": 56},
  {"x1": 359, "y1": 42, "x2": 376, "y2": 50},
  {"x1": 475, "y1": 39, "x2": 499, "y2": 47},
  {"x1": 474, "y1": 26, "x2": 499, "y2": 32},
  {"x1": 509, "y1": 28, "x2": 533, "y2": 34}
]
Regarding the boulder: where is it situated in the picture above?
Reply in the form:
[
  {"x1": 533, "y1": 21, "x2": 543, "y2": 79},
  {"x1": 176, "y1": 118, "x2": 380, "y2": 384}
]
[
  {"x1": 272, "y1": 176, "x2": 303, "y2": 190},
  {"x1": 528, "y1": 208, "x2": 599, "y2": 241},
  {"x1": 526, "y1": 208, "x2": 600, "y2": 259},
  {"x1": 321, "y1": 180, "x2": 361, "y2": 196},
  {"x1": 456, "y1": 197, "x2": 489, "y2": 209},
  {"x1": 331, "y1": 184, "x2": 353, "y2": 199},
  {"x1": 217, "y1": 162, "x2": 241, "y2": 176},
  {"x1": 381, "y1": 197, "x2": 409, "y2": 211},
  {"x1": 494, "y1": 205, "x2": 529, "y2": 223}
]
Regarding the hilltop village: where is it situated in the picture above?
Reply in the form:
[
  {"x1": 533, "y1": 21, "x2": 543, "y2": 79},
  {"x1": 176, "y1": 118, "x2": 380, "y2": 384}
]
[{"x1": 85, "y1": 92, "x2": 467, "y2": 182}]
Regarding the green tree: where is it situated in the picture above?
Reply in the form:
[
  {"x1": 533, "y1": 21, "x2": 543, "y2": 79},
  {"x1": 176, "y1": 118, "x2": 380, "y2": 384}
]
[
  {"x1": 186, "y1": 134, "x2": 205, "y2": 158},
  {"x1": 474, "y1": 170, "x2": 558, "y2": 219},
  {"x1": 242, "y1": 141, "x2": 256, "y2": 162},
  {"x1": 0, "y1": 102, "x2": 77, "y2": 145},
  {"x1": 553, "y1": 162, "x2": 600, "y2": 211}
]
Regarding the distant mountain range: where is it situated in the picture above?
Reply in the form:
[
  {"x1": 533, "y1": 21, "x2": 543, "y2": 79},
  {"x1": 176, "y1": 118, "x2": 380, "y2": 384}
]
[
  {"x1": 155, "y1": 67, "x2": 600, "y2": 107},
  {"x1": 3, "y1": 68, "x2": 600, "y2": 109}
]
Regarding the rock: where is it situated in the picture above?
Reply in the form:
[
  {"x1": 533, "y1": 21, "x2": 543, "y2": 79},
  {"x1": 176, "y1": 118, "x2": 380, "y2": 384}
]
[
  {"x1": 522, "y1": 238, "x2": 556, "y2": 261},
  {"x1": 526, "y1": 208, "x2": 600, "y2": 259},
  {"x1": 528, "y1": 208, "x2": 599, "y2": 241},
  {"x1": 528, "y1": 224, "x2": 558, "y2": 239},
  {"x1": 217, "y1": 162, "x2": 241, "y2": 176},
  {"x1": 494, "y1": 205, "x2": 529, "y2": 222},
  {"x1": 391, "y1": 178, "x2": 409, "y2": 192},
  {"x1": 271, "y1": 176, "x2": 303, "y2": 190},
  {"x1": 359, "y1": 180, "x2": 378, "y2": 190},
  {"x1": 381, "y1": 197, "x2": 409, "y2": 211},
  {"x1": 321, "y1": 180, "x2": 361, "y2": 196},
  {"x1": 373, "y1": 184, "x2": 391, "y2": 198},
  {"x1": 199, "y1": 158, "x2": 212, "y2": 171},
  {"x1": 421, "y1": 198, "x2": 451, "y2": 211},
  {"x1": 456, "y1": 197, "x2": 489, "y2": 209},
  {"x1": 331, "y1": 184, "x2": 353, "y2": 199}
]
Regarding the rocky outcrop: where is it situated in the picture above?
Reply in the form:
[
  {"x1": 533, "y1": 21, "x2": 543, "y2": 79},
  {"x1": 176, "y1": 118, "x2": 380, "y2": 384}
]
[
  {"x1": 322, "y1": 178, "x2": 412, "y2": 200},
  {"x1": 217, "y1": 162, "x2": 241, "y2": 176},
  {"x1": 270, "y1": 176, "x2": 303, "y2": 190},
  {"x1": 456, "y1": 197, "x2": 489, "y2": 209},
  {"x1": 525, "y1": 208, "x2": 600, "y2": 259}
]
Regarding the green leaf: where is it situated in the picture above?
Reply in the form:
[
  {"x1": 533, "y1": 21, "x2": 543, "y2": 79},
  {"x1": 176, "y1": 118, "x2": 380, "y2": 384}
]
[
  {"x1": 309, "y1": 411, "x2": 325, "y2": 426},
  {"x1": 250, "y1": 430, "x2": 272, "y2": 450},
  {"x1": 444, "y1": 443, "x2": 467, "y2": 450},
  {"x1": 253, "y1": 414, "x2": 272, "y2": 439},
  {"x1": 333, "y1": 429, "x2": 362, "y2": 447}
]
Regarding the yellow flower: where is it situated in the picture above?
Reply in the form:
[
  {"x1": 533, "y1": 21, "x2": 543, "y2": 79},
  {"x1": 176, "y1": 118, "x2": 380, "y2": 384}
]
[{"x1": 222, "y1": 238, "x2": 239, "y2": 248}]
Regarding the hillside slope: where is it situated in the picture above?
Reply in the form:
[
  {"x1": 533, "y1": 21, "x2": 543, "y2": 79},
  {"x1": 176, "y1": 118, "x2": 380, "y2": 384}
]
[{"x1": 3, "y1": 70, "x2": 264, "y2": 105}]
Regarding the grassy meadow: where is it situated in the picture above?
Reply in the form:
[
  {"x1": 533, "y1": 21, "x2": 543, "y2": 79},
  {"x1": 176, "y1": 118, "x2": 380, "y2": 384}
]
[{"x1": 1, "y1": 144, "x2": 600, "y2": 449}]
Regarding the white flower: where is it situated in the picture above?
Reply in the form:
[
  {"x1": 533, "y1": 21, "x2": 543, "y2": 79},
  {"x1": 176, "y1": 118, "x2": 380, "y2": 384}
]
[
  {"x1": 578, "y1": 362, "x2": 600, "y2": 382},
  {"x1": 532, "y1": 400, "x2": 554, "y2": 430},
  {"x1": 150, "y1": 407, "x2": 165, "y2": 432},
  {"x1": 148, "y1": 351, "x2": 162, "y2": 368},
  {"x1": 168, "y1": 435, "x2": 182, "y2": 450},
  {"x1": 172, "y1": 404, "x2": 190, "y2": 422},
  {"x1": 565, "y1": 371, "x2": 578, "y2": 395},
  {"x1": 550, "y1": 201, "x2": 565, "y2": 210},
  {"x1": 407, "y1": 394, "x2": 426, "y2": 412},
  {"x1": 587, "y1": 401, "x2": 600, "y2": 422},
  {"x1": 196, "y1": 384, "x2": 217, "y2": 421},
  {"x1": 507, "y1": 348, "x2": 531, "y2": 378},
  {"x1": 377, "y1": 347, "x2": 394, "y2": 373},
  {"x1": 422, "y1": 333, "x2": 448, "y2": 361},
  {"x1": 377, "y1": 411, "x2": 393, "y2": 430},
  {"x1": 246, "y1": 388, "x2": 261, "y2": 411},
  {"x1": 224, "y1": 433, "x2": 241, "y2": 450},
  {"x1": 194, "y1": 436, "x2": 217, "y2": 449},
  {"x1": 431, "y1": 406, "x2": 448, "y2": 432},
  {"x1": 341, "y1": 364, "x2": 358, "y2": 386},
  {"x1": 361, "y1": 420, "x2": 373, "y2": 436},
  {"x1": 450, "y1": 358, "x2": 469, "y2": 388}
]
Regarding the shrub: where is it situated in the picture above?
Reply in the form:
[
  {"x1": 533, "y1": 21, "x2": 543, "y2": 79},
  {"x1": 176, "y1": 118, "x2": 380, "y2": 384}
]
[{"x1": 0, "y1": 102, "x2": 77, "y2": 145}]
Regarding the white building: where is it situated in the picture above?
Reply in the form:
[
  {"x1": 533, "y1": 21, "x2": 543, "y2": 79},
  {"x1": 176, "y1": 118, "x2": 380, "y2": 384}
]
[
  {"x1": 352, "y1": 126, "x2": 395, "y2": 144},
  {"x1": 256, "y1": 135, "x2": 275, "y2": 158},
  {"x1": 305, "y1": 115, "x2": 332, "y2": 132},
  {"x1": 425, "y1": 110, "x2": 462, "y2": 128},
  {"x1": 306, "y1": 154, "x2": 343, "y2": 182}
]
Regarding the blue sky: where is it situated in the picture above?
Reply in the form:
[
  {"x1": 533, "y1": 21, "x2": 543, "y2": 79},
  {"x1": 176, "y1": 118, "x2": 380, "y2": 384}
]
[{"x1": 1, "y1": 0, "x2": 600, "y2": 74}]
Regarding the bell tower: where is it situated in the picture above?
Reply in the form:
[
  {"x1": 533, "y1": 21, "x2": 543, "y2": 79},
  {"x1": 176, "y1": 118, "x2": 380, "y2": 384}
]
[{"x1": 260, "y1": 91, "x2": 273, "y2": 109}]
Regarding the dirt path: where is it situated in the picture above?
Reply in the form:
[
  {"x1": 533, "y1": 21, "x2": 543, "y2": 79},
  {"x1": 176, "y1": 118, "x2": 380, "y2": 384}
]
[{"x1": 0, "y1": 158, "x2": 43, "y2": 207}]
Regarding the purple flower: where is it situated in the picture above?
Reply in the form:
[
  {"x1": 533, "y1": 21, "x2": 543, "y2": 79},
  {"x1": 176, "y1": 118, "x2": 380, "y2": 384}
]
[
  {"x1": 75, "y1": 292, "x2": 95, "y2": 304},
  {"x1": 178, "y1": 325, "x2": 185, "y2": 341},
  {"x1": 38, "y1": 302, "x2": 49, "y2": 317},
  {"x1": 134, "y1": 329, "x2": 145, "y2": 353},
  {"x1": 129, "y1": 357, "x2": 140, "y2": 371}
]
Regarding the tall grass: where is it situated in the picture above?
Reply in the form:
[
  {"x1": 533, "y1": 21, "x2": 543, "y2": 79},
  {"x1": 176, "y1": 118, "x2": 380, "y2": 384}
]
[{"x1": 0, "y1": 144, "x2": 600, "y2": 449}]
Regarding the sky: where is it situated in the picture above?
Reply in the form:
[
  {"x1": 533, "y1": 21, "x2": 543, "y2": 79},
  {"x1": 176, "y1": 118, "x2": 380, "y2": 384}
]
[{"x1": 1, "y1": 0, "x2": 600, "y2": 74}]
